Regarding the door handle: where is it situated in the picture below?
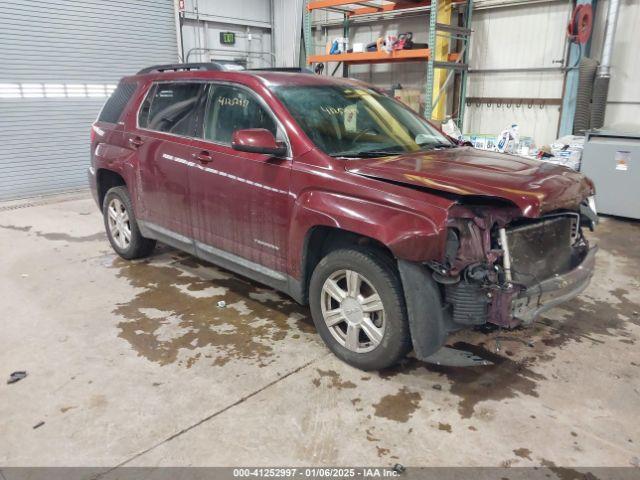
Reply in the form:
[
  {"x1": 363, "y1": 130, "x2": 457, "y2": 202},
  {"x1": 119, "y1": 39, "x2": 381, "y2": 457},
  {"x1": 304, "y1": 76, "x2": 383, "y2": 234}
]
[
  {"x1": 192, "y1": 151, "x2": 213, "y2": 163},
  {"x1": 128, "y1": 136, "x2": 144, "y2": 148}
]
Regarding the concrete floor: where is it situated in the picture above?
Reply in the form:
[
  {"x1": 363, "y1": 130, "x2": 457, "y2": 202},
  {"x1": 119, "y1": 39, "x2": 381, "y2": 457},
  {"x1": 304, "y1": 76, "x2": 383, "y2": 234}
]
[{"x1": 1, "y1": 192, "x2": 639, "y2": 468}]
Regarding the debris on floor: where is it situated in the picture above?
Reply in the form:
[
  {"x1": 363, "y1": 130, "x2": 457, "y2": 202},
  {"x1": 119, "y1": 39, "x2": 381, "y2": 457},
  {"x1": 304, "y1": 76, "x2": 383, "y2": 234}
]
[
  {"x1": 32, "y1": 421, "x2": 45, "y2": 429},
  {"x1": 423, "y1": 346, "x2": 493, "y2": 367},
  {"x1": 494, "y1": 336, "x2": 535, "y2": 352},
  {"x1": 7, "y1": 371, "x2": 27, "y2": 384},
  {"x1": 217, "y1": 300, "x2": 226, "y2": 308}
]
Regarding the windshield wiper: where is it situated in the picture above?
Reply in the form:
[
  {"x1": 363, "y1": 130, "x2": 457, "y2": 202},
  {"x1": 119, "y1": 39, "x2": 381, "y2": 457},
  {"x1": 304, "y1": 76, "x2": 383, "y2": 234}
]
[
  {"x1": 419, "y1": 142, "x2": 456, "y2": 150},
  {"x1": 332, "y1": 148, "x2": 404, "y2": 158}
]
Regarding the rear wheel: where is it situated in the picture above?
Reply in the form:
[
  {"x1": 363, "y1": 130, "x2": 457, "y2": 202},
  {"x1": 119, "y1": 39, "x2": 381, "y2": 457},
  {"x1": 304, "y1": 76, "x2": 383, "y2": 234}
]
[
  {"x1": 103, "y1": 186, "x2": 155, "y2": 259},
  {"x1": 309, "y1": 247, "x2": 411, "y2": 370}
]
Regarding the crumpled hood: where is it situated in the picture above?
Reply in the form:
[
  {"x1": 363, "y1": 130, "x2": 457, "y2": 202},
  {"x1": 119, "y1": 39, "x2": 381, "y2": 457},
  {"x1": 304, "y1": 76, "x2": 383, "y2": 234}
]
[{"x1": 345, "y1": 147, "x2": 593, "y2": 217}]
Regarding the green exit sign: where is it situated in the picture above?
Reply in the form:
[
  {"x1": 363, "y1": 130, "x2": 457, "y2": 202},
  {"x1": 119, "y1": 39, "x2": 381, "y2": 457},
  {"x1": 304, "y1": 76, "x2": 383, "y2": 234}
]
[{"x1": 220, "y1": 32, "x2": 236, "y2": 45}]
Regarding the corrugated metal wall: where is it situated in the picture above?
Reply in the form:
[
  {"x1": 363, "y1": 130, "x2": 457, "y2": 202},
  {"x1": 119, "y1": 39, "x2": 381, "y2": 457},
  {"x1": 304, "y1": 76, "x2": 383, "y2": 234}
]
[
  {"x1": 181, "y1": 20, "x2": 273, "y2": 67},
  {"x1": 464, "y1": 1, "x2": 571, "y2": 145},
  {"x1": 0, "y1": 0, "x2": 179, "y2": 201},
  {"x1": 180, "y1": 0, "x2": 273, "y2": 67}
]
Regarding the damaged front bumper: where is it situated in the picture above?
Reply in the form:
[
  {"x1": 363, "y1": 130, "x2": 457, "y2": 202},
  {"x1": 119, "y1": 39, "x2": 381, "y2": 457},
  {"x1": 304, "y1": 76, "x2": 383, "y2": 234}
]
[{"x1": 511, "y1": 245, "x2": 598, "y2": 324}]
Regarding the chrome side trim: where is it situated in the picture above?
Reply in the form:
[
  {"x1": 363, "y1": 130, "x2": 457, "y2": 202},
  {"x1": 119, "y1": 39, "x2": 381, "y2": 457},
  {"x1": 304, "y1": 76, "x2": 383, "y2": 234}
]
[
  {"x1": 196, "y1": 241, "x2": 286, "y2": 281},
  {"x1": 159, "y1": 153, "x2": 288, "y2": 195},
  {"x1": 144, "y1": 221, "x2": 193, "y2": 245},
  {"x1": 138, "y1": 220, "x2": 287, "y2": 283}
]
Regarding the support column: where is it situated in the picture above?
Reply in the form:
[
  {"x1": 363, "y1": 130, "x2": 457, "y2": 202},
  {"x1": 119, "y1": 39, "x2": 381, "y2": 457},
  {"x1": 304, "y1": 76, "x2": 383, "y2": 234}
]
[
  {"x1": 303, "y1": 0, "x2": 312, "y2": 65},
  {"x1": 457, "y1": 0, "x2": 473, "y2": 130},
  {"x1": 425, "y1": 0, "x2": 438, "y2": 119},
  {"x1": 431, "y1": 0, "x2": 452, "y2": 121}
]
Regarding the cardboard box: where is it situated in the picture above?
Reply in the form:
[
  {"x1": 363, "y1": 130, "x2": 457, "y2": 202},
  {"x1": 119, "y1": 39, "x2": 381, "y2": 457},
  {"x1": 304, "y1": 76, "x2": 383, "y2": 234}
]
[{"x1": 394, "y1": 88, "x2": 423, "y2": 114}]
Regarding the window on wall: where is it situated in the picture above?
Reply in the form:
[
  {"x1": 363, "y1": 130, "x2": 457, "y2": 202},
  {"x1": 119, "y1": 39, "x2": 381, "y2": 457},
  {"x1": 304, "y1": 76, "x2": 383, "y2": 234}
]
[
  {"x1": 203, "y1": 84, "x2": 277, "y2": 145},
  {"x1": 138, "y1": 82, "x2": 203, "y2": 136}
]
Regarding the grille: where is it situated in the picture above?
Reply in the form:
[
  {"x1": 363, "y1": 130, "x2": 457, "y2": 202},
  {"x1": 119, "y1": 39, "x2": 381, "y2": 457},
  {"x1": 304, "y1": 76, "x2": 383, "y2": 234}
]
[{"x1": 506, "y1": 215, "x2": 575, "y2": 286}]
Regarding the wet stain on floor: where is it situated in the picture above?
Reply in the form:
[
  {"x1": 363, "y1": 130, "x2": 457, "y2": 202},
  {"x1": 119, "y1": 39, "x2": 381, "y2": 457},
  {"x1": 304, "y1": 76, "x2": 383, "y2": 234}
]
[
  {"x1": 0, "y1": 224, "x2": 106, "y2": 242},
  {"x1": 111, "y1": 253, "x2": 314, "y2": 368},
  {"x1": 424, "y1": 342, "x2": 545, "y2": 419},
  {"x1": 0, "y1": 224, "x2": 32, "y2": 232},
  {"x1": 438, "y1": 422, "x2": 452, "y2": 433},
  {"x1": 376, "y1": 446, "x2": 390, "y2": 457},
  {"x1": 588, "y1": 218, "x2": 640, "y2": 280},
  {"x1": 379, "y1": 343, "x2": 545, "y2": 419},
  {"x1": 540, "y1": 459, "x2": 601, "y2": 480},
  {"x1": 539, "y1": 288, "x2": 640, "y2": 349},
  {"x1": 311, "y1": 368, "x2": 356, "y2": 389},
  {"x1": 372, "y1": 386, "x2": 422, "y2": 422},
  {"x1": 513, "y1": 447, "x2": 532, "y2": 460},
  {"x1": 34, "y1": 230, "x2": 106, "y2": 243},
  {"x1": 365, "y1": 427, "x2": 380, "y2": 442}
]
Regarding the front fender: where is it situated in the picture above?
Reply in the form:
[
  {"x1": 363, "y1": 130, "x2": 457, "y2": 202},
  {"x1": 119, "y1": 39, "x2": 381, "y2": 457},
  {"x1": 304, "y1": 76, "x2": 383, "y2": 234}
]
[{"x1": 287, "y1": 190, "x2": 448, "y2": 277}]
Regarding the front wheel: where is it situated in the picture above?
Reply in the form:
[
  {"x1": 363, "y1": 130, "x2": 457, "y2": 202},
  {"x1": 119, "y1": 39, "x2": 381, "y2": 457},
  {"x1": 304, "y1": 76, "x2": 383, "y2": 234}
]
[
  {"x1": 103, "y1": 186, "x2": 156, "y2": 259},
  {"x1": 309, "y1": 248, "x2": 411, "y2": 370}
]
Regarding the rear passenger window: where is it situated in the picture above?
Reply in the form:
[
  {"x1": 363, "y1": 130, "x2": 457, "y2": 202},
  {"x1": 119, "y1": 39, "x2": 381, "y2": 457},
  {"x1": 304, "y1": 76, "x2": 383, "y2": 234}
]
[
  {"x1": 204, "y1": 84, "x2": 277, "y2": 145},
  {"x1": 138, "y1": 82, "x2": 203, "y2": 136},
  {"x1": 98, "y1": 82, "x2": 136, "y2": 123}
]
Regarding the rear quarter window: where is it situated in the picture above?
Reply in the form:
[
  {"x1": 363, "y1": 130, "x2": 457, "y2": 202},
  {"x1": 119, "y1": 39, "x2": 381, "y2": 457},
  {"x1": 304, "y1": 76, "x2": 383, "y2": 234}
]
[{"x1": 98, "y1": 82, "x2": 137, "y2": 123}]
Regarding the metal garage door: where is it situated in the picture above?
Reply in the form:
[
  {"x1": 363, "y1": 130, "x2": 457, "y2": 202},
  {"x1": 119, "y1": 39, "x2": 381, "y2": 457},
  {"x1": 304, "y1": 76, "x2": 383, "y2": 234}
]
[{"x1": 0, "y1": 0, "x2": 178, "y2": 200}]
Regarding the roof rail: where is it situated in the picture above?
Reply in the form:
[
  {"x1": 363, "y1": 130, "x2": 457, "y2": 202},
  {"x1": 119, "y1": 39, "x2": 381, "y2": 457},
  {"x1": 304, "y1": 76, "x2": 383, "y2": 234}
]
[
  {"x1": 137, "y1": 62, "x2": 242, "y2": 74},
  {"x1": 246, "y1": 67, "x2": 315, "y2": 74}
]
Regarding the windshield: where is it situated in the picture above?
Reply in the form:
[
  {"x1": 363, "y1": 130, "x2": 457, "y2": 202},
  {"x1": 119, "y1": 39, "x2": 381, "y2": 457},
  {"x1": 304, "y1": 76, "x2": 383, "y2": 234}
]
[{"x1": 272, "y1": 85, "x2": 453, "y2": 157}]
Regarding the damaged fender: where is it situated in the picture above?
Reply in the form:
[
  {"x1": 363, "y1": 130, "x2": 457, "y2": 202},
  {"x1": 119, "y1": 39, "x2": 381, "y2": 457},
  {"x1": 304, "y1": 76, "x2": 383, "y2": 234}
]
[{"x1": 288, "y1": 190, "x2": 448, "y2": 277}]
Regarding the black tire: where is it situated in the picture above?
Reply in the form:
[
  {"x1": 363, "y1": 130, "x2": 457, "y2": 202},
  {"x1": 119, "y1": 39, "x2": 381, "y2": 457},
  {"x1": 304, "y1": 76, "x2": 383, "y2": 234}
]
[
  {"x1": 309, "y1": 247, "x2": 411, "y2": 370},
  {"x1": 102, "y1": 186, "x2": 156, "y2": 260}
]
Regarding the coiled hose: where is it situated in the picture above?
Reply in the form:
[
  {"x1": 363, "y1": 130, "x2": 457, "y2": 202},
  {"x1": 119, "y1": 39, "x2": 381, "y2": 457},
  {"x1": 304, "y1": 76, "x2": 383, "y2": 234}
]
[
  {"x1": 573, "y1": 57, "x2": 598, "y2": 134},
  {"x1": 590, "y1": 75, "x2": 610, "y2": 130}
]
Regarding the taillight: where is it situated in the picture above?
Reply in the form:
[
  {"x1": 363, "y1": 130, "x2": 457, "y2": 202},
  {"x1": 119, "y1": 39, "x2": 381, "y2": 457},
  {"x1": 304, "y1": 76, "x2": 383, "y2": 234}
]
[{"x1": 90, "y1": 125, "x2": 96, "y2": 143}]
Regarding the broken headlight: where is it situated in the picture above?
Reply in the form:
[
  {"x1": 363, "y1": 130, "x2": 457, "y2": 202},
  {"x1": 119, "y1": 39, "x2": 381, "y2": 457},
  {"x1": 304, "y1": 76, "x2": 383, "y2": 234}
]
[{"x1": 580, "y1": 195, "x2": 598, "y2": 231}]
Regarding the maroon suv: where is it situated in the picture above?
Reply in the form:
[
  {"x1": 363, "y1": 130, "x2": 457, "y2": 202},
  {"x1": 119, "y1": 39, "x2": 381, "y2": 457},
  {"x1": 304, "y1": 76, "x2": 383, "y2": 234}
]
[{"x1": 89, "y1": 63, "x2": 598, "y2": 370}]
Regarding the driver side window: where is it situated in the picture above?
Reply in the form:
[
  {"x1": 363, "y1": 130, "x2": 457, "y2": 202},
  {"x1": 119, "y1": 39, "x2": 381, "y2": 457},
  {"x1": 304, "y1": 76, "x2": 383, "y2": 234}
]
[{"x1": 203, "y1": 84, "x2": 277, "y2": 145}]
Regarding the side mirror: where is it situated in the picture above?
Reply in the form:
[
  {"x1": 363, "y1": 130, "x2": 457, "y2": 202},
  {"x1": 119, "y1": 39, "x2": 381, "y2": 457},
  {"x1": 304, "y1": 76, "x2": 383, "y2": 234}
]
[{"x1": 231, "y1": 128, "x2": 288, "y2": 157}]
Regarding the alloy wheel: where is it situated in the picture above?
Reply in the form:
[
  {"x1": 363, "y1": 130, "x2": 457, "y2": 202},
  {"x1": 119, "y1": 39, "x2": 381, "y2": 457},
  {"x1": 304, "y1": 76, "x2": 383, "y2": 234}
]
[
  {"x1": 107, "y1": 198, "x2": 132, "y2": 250},
  {"x1": 320, "y1": 269, "x2": 386, "y2": 353}
]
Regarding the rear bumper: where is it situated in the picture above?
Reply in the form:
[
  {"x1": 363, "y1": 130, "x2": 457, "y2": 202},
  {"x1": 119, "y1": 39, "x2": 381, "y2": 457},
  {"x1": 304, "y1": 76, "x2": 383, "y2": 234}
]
[
  {"x1": 87, "y1": 166, "x2": 99, "y2": 207},
  {"x1": 511, "y1": 245, "x2": 598, "y2": 323}
]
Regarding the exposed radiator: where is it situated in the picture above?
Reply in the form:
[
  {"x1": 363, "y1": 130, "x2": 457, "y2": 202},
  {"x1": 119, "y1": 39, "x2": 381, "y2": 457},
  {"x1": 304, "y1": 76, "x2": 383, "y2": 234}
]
[{"x1": 506, "y1": 215, "x2": 575, "y2": 287}]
